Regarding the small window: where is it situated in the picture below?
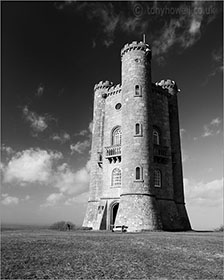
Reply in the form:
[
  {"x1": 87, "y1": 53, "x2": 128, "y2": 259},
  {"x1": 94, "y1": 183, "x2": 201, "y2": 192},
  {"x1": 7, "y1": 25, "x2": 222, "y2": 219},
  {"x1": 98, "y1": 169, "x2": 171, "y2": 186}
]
[
  {"x1": 135, "y1": 85, "x2": 141, "y2": 96},
  {"x1": 135, "y1": 123, "x2": 142, "y2": 136},
  {"x1": 112, "y1": 126, "x2": 122, "y2": 145},
  {"x1": 154, "y1": 169, "x2": 161, "y2": 188},
  {"x1": 111, "y1": 168, "x2": 121, "y2": 187},
  {"x1": 135, "y1": 166, "x2": 143, "y2": 181},
  {"x1": 99, "y1": 153, "x2": 102, "y2": 162},
  {"x1": 136, "y1": 124, "x2": 140, "y2": 135},
  {"x1": 115, "y1": 103, "x2": 122, "y2": 110},
  {"x1": 136, "y1": 167, "x2": 141, "y2": 180},
  {"x1": 153, "y1": 128, "x2": 160, "y2": 145}
]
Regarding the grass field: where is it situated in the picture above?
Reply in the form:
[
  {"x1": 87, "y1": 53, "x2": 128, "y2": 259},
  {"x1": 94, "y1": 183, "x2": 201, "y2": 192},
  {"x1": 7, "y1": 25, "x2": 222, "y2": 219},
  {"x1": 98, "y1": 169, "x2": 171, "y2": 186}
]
[{"x1": 1, "y1": 227, "x2": 223, "y2": 279}]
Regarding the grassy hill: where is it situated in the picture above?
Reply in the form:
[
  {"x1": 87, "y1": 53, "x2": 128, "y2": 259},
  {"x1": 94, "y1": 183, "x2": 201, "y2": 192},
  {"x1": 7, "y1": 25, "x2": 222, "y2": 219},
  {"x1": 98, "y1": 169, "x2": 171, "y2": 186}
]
[{"x1": 1, "y1": 228, "x2": 223, "y2": 279}]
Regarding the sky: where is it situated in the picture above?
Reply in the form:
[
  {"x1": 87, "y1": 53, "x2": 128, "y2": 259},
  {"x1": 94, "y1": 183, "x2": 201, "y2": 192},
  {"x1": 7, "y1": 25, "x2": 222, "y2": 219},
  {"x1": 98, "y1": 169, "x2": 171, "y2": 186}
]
[{"x1": 1, "y1": 1, "x2": 223, "y2": 230}]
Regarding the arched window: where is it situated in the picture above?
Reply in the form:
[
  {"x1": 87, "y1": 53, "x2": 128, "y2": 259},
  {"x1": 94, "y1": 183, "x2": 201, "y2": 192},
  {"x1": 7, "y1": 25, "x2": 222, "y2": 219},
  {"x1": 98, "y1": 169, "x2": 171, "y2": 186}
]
[
  {"x1": 154, "y1": 169, "x2": 161, "y2": 187},
  {"x1": 111, "y1": 168, "x2": 121, "y2": 186},
  {"x1": 112, "y1": 126, "x2": 122, "y2": 145},
  {"x1": 135, "y1": 166, "x2": 143, "y2": 181},
  {"x1": 153, "y1": 128, "x2": 160, "y2": 145},
  {"x1": 135, "y1": 85, "x2": 141, "y2": 96}
]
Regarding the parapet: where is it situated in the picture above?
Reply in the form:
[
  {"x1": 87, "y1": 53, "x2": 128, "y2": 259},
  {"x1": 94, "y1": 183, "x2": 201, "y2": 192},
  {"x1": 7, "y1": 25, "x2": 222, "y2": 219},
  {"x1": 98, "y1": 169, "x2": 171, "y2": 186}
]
[
  {"x1": 155, "y1": 79, "x2": 180, "y2": 95},
  {"x1": 106, "y1": 84, "x2": 122, "y2": 97},
  {"x1": 94, "y1": 81, "x2": 122, "y2": 99},
  {"x1": 121, "y1": 41, "x2": 151, "y2": 58},
  {"x1": 94, "y1": 80, "x2": 114, "y2": 91}
]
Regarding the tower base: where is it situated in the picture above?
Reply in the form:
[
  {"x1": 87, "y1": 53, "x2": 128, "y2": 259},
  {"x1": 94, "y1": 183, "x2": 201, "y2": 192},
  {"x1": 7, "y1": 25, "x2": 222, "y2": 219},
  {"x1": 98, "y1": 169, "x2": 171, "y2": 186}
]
[
  {"x1": 157, "y1": 199, "x2": 191, "y2": 231},
  {"x1": 82, "y1": 196, "x2": 191, "y2": 232},
  {"x1": 115, "y1": 194, "x2": 163, "y2": 232}
]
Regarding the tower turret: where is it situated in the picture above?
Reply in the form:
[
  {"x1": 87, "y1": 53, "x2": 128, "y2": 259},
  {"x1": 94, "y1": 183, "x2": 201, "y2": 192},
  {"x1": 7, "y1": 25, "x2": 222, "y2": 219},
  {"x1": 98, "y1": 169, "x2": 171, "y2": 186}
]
[
  {"x1": 83, "y1": 81, "x2": 112, "y2": 228},
  {"x1": 115, "y1": 41, "x2": 162, "y2": 231},
  {"x1": 156, "y1": 79, "x2": 191, "y2": 230}
]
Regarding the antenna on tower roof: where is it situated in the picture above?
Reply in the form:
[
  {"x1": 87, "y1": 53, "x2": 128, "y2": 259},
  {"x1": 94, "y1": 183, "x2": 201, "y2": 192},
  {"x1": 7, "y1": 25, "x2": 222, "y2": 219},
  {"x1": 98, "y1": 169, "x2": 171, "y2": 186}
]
[{"x1": 143, "y1": 34, "x2": 146, "y2": 43}]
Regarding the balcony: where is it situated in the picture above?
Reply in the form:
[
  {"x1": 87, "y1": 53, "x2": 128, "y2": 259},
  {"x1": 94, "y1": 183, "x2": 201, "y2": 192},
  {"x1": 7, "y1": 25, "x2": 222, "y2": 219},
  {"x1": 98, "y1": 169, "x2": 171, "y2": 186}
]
[
  {"x1": 153, "y1": 145, "x2": 169, "y2": 164},
  {"x1": 105, "y1": 145, "x2": 121, "y2": 163}
]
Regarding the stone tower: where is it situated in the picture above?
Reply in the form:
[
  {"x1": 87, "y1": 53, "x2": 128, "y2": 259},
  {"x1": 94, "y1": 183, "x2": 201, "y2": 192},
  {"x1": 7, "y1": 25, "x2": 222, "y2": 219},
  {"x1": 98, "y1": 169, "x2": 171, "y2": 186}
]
[{"x1": 83, "y1": 41, "x2": 191, "y2": 232}]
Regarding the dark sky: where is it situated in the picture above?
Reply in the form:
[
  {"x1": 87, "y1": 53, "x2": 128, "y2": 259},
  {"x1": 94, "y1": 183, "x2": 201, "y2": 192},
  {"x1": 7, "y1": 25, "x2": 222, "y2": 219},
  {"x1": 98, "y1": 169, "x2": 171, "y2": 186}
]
[{"x1": 1, "y1": 1, "x2": 223, "y2": 229}]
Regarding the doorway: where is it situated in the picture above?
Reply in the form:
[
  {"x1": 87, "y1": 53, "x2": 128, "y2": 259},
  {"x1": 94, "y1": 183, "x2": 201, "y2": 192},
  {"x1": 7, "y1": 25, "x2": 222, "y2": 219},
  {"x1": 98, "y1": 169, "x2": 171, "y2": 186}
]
[{"x1": 110, "y1": 202, "x2": 119, "y2": 230}]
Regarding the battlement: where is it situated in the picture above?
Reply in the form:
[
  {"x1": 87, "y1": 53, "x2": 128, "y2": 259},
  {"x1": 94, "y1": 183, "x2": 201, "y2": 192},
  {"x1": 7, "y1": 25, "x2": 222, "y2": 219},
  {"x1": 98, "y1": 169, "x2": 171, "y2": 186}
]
[
  {"x1": 94, "y1": 80, "x2": 114, "y2": 91},
  {"x1": 155, "y1": 79, "x2": 180, "y2": 95},
  {"x1": 121, "y1": 41, "x2": 151, "y2": 58},
  {"x1": 94, "y1": 81, "x2": 122, "y2": 99},
  {"x1": 106, "y1": 84, "x2": 122, "y2": 97}
]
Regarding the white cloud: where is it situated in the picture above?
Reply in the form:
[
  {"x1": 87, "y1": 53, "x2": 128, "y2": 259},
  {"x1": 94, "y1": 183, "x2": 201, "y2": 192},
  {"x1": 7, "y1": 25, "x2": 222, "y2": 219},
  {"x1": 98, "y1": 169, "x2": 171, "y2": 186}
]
[
  {"x1": 1, "y1": 194, "x2": 19, "y2": 206},
  {"x1": 152, "y1": 1, "x2": 219, "y2": 56},
  {"x1": 55, "y1": 1, "x2": 220, "y2": 55},
  {"x1": 152, "y1": 18, "x2": 181, "y2": 56},
  {"x1": 75, "y1": 120, "x2": 93, "y2": 137},
  {"x1": 202, "y1": 125, "x2": 213, "y2": 137},
  {"x1": 184, "y1": 177, "x2": 223, "y2": 207},
  {"x1": 65, "y1": 192, "x2": 89, "y2": 206},
  {"x1": 53, "y1": 160, "x2": 90, "y2": 195},
  {"x1": 40, "y1": 160, "x2": 90, "y2": 207},
  {"x1": 210, "y1": 117, "x2": 221, "y2": 126},
  {"x1": 22, "y1": 106, "x2": 54, "y2": 136},
  {"x1": 1, "y1": 144, "x2": 15, "y2": 155},
  {"x1": 2, "y1": 147, "x2": 91, "y2": 205},
  {"x1": 77, "y1": 130, "x2": 88, "y2": 136},
  {"x1": 3, "y1": 148, "x2": 62, "y2": 185},
  {"x1": 23, "y1": 195, "x2": 30, "y2": 201},
  {"x1": 189, "y1": 18, "x2": 201, "y2": 35},
  {"x1": 70, "y1": 140, "x2": 91, "y2": 155},
  {"x1": 212, "y1": 48, "x2": 223, "y2": 72},
  {"x1": 71, "y1": 121, "x2": 92, "y2": 154},
  {"x1": 202, "y1": 117, "x2": 222, "y2": 137},
  {"x1": 51, "y1": 132, "x2": 71, "y2": 143},
  {"x1": 41, "y1": 193, "x2": 64, "y2": 207},
  {"x1": 202, "y1": 47, "x2": 223, "y2": 85}
]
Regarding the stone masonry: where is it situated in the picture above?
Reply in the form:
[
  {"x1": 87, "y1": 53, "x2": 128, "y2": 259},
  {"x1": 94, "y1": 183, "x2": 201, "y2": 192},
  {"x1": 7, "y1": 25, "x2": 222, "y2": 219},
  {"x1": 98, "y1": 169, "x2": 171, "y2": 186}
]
[{"x1": 82, "y1": 41, "x2": 191, "y2": 232}]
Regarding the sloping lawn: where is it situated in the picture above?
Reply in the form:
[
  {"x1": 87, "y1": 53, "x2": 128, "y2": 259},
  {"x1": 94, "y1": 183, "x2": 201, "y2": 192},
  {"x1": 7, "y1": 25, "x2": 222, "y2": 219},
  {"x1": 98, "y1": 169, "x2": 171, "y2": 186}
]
[{"x1": 1, "y1": 229, "x2": 223, "y2": 279}]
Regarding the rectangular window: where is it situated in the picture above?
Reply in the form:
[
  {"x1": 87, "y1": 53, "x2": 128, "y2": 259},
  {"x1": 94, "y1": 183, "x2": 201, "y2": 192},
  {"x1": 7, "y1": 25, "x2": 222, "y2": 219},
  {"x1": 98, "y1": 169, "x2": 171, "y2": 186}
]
[
  {"x1": 134, "y1": 85, "x2": 142, "y2": 96},
  {"x1": 134, "y1": 123, "x2": 143, "y2": 136}
]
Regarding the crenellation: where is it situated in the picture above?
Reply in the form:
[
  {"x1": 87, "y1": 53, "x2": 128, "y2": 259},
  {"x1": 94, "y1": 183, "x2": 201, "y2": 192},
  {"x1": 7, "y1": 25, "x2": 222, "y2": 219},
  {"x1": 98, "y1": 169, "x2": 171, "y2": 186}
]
[
  {"x1": 94, "y1": 80, "x2": 114, "y2": 91},
  {"x1": 106, "y1": 84, "x2": 122, "y2": 98},
  {"x1": 121, "y1": 41, "x2": 151, "y2": 58},
  {"x1": 155, "y1": 79, "x2": 180, "y2": 95}
]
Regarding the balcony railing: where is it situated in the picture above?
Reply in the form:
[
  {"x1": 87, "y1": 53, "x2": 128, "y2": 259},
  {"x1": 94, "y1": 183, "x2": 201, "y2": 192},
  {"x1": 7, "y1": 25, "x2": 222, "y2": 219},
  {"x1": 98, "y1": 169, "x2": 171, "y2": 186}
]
[
  {"x1": 153, "y1": 145, "x2": 169, "y2": 163},
  {"x1": 105, "y1": 145, "x2": 121, "y2": 163}
]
